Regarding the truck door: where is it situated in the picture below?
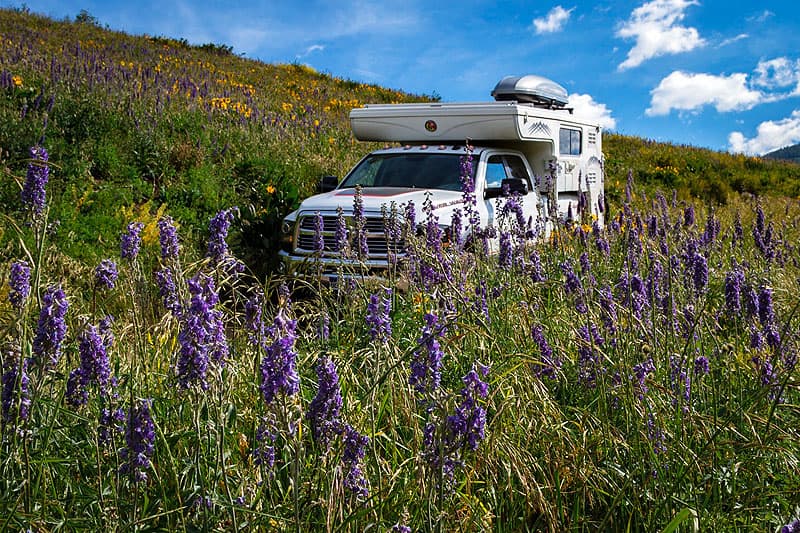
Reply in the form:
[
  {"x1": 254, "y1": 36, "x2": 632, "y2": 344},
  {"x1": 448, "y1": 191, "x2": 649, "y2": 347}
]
[{"x1": 482, "y1": 152, "x2": 541, "y2": 238}]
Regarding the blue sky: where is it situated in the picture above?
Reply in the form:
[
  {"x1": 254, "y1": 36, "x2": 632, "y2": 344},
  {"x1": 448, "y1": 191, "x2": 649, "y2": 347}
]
[{"x1": 5, "y1": 0, "x2": 800, "y2": 155}]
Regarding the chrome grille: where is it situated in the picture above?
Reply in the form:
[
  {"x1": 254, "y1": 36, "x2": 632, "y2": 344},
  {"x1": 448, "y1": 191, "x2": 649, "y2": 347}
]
[{"x1": 295, "y1": 214, "x2": 405, "y2": 258}]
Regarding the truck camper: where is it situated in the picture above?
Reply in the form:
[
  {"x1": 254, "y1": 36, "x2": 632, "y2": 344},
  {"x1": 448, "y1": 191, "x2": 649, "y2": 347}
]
[{"x1": 278, "y1": 75, "x2": 604, "y2": 276}]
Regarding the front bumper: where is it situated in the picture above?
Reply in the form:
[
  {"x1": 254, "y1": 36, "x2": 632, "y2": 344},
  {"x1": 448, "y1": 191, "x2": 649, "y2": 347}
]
[{"x1": 277, "y1": 250, "x2": 398, "y2": 280}]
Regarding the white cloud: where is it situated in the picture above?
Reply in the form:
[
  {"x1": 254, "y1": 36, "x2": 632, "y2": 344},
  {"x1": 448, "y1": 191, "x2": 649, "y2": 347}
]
[
  {"x1": 646, "y1": 71, "x2": 763, "y2": 116},
  {"x1": 729, "y1": 110, "x2": 800, "y2": 155},
  {"x1": 616, "y1": 0, "x2": 705, "y2": 71},
  {"x1": 532, "y1": 6, "x2": 574, "y2": 34},
  {"x1": 297, "y1": 44, "x2": 325, "y2": 59},
  {"x1": 753, "y1": 57, "x2": 800, "y2": 93},
  {"x1": 747, "y1": 10, "x2": 774, "y2": 23},
  {"x1": 568, "y1": 93, "x2": 617, "y2": 129},
  {"x1": 718, "y1": 33, "x2": 748, "y2": 47}
]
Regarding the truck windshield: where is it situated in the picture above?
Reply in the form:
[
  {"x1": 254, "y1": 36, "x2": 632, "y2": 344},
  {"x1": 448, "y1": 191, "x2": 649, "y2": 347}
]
[{"x1": 339, "y1": 153, "x2": 472, "y2": 191}]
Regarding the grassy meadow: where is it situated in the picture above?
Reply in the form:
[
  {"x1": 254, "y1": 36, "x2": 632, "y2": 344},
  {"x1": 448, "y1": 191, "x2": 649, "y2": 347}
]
[{"x1": 2, "y1": 6, "x2": 800, "y2": 532}]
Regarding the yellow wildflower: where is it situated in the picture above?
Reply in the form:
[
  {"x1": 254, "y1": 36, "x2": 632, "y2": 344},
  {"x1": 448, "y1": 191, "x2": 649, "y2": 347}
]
[
  {"x1": 11, "y1": 75, "x2": 22, "y2": 87},
  {"x1": 266, "y1": 185, "x2": 276, "y2": 194}
]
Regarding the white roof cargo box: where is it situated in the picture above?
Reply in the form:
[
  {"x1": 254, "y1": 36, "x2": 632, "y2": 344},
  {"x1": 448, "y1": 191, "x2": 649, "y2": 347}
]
[{"x1": 350, "y1": 102, "x2": 575, "y2": 143}]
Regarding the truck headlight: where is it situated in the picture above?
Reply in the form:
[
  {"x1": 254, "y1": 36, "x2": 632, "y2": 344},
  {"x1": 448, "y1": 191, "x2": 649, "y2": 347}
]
[{"x1": 280, "y1": 220, "x2": 294, "y2": 252}]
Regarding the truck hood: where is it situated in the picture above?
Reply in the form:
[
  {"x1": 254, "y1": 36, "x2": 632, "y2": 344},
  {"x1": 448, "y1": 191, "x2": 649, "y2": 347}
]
[{"x1": 292, "y1": 187, "x2": 465, "y2": 217}]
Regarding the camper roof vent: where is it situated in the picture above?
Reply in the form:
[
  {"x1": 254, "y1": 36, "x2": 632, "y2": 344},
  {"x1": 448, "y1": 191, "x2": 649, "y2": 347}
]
[{"x1": 491, "y1": 75, "x2": 569, "y2": 108}]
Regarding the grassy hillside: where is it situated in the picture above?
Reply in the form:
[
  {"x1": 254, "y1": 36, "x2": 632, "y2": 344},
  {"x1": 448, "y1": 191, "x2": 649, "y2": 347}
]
[
  {"x1": 2, "y1": 7, "x2": 800, "y2": 274},
  {"x1": 0, "y1": 7, "x2": 429, "y2": 273}
]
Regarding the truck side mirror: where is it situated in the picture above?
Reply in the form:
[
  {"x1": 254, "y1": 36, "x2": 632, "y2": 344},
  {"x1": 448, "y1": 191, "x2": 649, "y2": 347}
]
[
  {"x1": 318, "y1": 175, "x2": 339, "y2": 193},
  {"x1": 501, "y1": 178, "x2": 527, "y2": 195}
]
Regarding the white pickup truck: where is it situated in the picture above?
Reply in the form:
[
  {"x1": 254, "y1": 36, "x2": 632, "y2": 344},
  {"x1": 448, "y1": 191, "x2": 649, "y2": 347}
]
[{"x1": 278, "y1": 75, "x2": 604, "y2": 276}]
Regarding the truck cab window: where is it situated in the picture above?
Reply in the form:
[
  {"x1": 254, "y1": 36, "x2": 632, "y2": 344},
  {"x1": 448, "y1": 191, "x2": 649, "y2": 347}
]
[
  {"x1": 485, "y1": 156, "x2": 507, "y2": 188},
  {"x1": 484, "y1": 154, "x2": 532, "y2": 197}
]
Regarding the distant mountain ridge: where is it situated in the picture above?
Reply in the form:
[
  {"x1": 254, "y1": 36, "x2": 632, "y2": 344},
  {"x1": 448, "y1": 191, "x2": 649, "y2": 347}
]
[{"x1": 764, "y1": 143, "x2": 800, "y2": 163}]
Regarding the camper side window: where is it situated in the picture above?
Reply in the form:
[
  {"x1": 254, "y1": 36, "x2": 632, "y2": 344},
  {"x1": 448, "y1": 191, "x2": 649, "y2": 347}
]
[{"x1": 559, "y1": 128, "x2": 582, "y2": 156}]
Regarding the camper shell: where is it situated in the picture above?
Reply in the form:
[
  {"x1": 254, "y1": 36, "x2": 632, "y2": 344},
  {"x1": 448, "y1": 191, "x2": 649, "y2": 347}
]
[{"x1": 278, "y1": 75, "x2": 604, "y2": 277}]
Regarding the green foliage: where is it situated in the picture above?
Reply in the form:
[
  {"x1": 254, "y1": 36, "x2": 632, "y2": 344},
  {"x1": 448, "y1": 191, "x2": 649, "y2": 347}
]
[
  {"x1": 74, "y1": 9, "x2": 100, "y2": 26},
  {"x1": 604, "y1": 133, "x2": 800, "y2": 204}
]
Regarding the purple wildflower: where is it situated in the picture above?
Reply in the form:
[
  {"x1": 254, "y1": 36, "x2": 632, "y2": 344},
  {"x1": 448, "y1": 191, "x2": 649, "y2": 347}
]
[
  {"x1": 253, "y1": 416, "x2": 276, "y2": 469},
  {"x1": 683, "y1": 205, "x2": 695, "y2": 227},
  {"x1": 79, "y1": 324, "x2": 111, "y2": 389},
  {"x1": 32, "y1": 285, "x2": 68, "y2": 368},
  {"x1": 474, "y1": 280, "x2": 490, "y2": 323},
  {"x1": 94, "y1": 259, "x2": 118, "y2": 290},
  {"x1": 365, "y1": 288, "x2": 392, "y2": 343},
  {"x1": 692, "y1": 253, "x2": 708, "y2": 294},
  {"x1": 625, "y1": 169, "x2": 633, "y2": 203},
  {"x1": 176, "y1": 274, "x2": 227, "y2": 390},
  {"x1": 259, "y1": 310, "x2": 300, "y2": 405},
  {"x1": 598, "y1": 284, "x2": 618, "y2": 338},
  {"x1": 120, "y1": 399, "x2": 156, "y2": 483},
  {"x1": 353, "y1": 186, "x2": 369, "y2": 258},
  {"x1": 577, "y1": 324, "x2": 604, "y2": 388},
  {"x1": 449, "y1": 208, "x2": 463, "y2": 249},
  {"x1": 342, "y1": 424, "x2": 370, "y2": 499},
  {"x1": 334, "y1": 206, "x2": 349, "y2": 254},
  {"x1": 206, "y1": 207, "x2": 237, "y2": 263},
  {"x1": 561, "y1": 260, "x2": 587, "y2": 314},
  {"x1": 498, "y1": 231, "x2": 513, "y2": 270},
  {"x1": 724, "y1": 269, "x2": 745, "y2": 315},
  {"x1": 669, "y1": 356, "x2": 691, "y2": 411},
  {"x1": 2, "y1": 356, "x2": 31, "y2": 426},
  {"x1": 751, "y1": 354, "x2": 776, "y2": 388},
  {"x1": 155, "y1": 266, "x2": 182, "y2": 317},
  {"x1": 158, "y1": 215, "x2": 180, "y2": 259},
  {"x1": 632, "y1": 358, "x2": 655, "y2": 400},
  {"x1": 306, "y1": 355, "x2": 343, "y2": 450},
  {"x1": 244, "y1": 289, "x2": 265, "y2": 347},
  {"x1": 647, "y1": 413, "x2": 667, "y2": 455},
  {"x1": 98, "y1": 407, "x2": 126, "y2": 445},
  {"x1": 120, "y1": 222, "x2": 144, "y2": 260},
  {"x1": 781, "y1": 519, "x2": 800, "y2": 533},
  {"x1": 702, "y1": 211, "x2": 720, "y2": 245},
  {"x1": 460, "y1": 147, "x2": 479, "y2": 230},
  {"x1": 694, "y1": 355, "x2": 709, "y2": 376},
  {"x1": 757, "y1": 286, "x2": 776, "y2": 328},
  {"x1": 765, "y1": 324, "x2": 781, "y2": 349},
  {"x1": 8, "y1": 260, "x2": 31, "y2": 309},
  {"x1": 531, "y1": 325, "x2": 560, "y2": 379},
  {"x1": 64, "y1": 371, "x2": 83, "y2": 410},
  {"x1": 528, "y1": 249, "x2": 545, "y2": 282},
  {"x1": 561, "y1": 260, "x2": 582, "y2": 294},
  {"x1": 404, "y1": 200, "x2": 417, "y2": 234},
  {"x1": 745, "y1": 285, "x2": 759, "y2": 320},
  {"x1": 447, "y1": 363, "x2": 489, "y2": 451},
  {"x1": 409, "y1": 313, "x2": 446, "y2": 397},
  {"x1": 21, "y1": 145, "x2": 49, "y2": 216}
]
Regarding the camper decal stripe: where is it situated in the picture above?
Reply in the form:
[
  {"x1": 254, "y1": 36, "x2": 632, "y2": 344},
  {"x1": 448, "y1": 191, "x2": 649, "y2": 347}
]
[{"x1": 527, "y1": 121, "x2": 551, "y2": 136}]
